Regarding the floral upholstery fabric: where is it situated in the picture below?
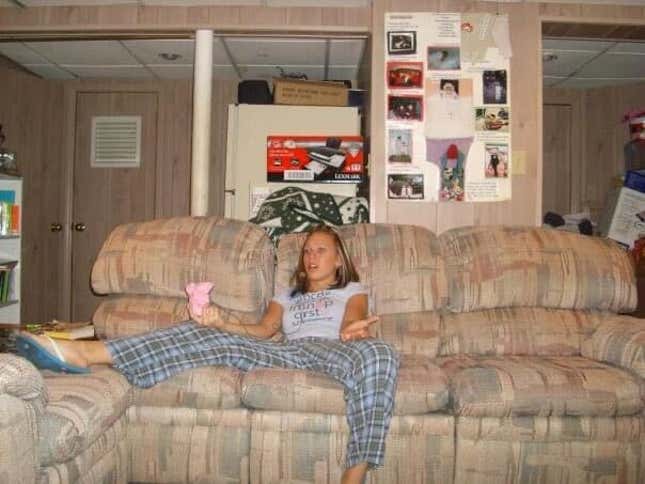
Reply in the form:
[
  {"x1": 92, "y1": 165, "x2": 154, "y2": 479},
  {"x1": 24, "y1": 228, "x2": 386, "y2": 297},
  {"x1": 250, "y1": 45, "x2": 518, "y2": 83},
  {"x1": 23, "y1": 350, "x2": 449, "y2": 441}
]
[
  {"x1": 241, "y1": 354, "x2": 448, "y2": 415},
  {"x1": 439, "y1": 226, "x2": 637, "y2": 312},
  {"x1": 441, "y1": 356, "x2": 642, "y2": 418}
]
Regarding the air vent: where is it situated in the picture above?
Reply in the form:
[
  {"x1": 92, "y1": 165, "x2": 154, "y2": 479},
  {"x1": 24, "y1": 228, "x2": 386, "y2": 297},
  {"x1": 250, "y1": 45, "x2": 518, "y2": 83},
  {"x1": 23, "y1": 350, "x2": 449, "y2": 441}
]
[{"x1": 91, "y1": 116, "x2": 142, "y2": 168}]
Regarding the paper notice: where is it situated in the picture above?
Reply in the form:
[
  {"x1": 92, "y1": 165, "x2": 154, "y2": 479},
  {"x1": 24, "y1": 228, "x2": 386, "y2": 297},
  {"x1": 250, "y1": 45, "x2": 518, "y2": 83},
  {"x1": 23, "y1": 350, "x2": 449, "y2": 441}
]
[{"x1": 250, "y1": 186, "x2": 271, "y2": 218}]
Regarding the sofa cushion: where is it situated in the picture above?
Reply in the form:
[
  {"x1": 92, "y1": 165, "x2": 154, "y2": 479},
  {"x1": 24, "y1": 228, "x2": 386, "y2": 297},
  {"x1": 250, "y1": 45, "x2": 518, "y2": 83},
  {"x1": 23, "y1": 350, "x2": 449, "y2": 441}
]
[
  {"x1": 93, "y1": 294, "x2": 261, "y2": 339},
  {"x1": 439, "y1": 308, "x2": 602, "y2": 357},
  {"x1": 373, "y1": 311, "x2": 441, "y2": 358},
  {"x1": 276, "y1": 224, "x2": 448, "y2": 315},
  {"x1": 39, "y1": 367, "x2": 132, "y2": 466},
  {"x1": 581, "y1": 314, "x2": 645, "y2": 380},
  {"x1": 439, "y1": 226, "x2": 636, "y2": 313},
  {"x1": 440, "y1": 356, "x2": 642, "y2": 418},
  {"x1": 91, "y1": 217, "x2": 275, "y2": 313},
  {"x1": 132, "y1": 366, "x2": 243, "y2": 410},
  {"x1": 241, "y1": 354, "x2": 449, "y2": 415}
]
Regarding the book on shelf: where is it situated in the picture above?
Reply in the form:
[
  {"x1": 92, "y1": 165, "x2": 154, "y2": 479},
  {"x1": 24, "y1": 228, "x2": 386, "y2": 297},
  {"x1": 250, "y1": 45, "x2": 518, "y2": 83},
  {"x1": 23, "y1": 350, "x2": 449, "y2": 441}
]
[
  {"x1": 42, "y1": 321, "x2": 95, "y2": 340},
  {"x1": 0, "y1": 259, "x2": 17, "y2": 303},
  {"x1": 0, "y1": 195, "x2": 20, "y2": 236}
]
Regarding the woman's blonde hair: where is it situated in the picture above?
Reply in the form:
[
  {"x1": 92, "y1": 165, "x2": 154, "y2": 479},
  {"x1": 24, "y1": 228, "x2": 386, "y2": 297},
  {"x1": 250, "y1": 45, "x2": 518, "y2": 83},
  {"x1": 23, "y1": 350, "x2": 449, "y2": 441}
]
[{"x1": 290, "y1": 225, "x2": 359, "y2": 294}]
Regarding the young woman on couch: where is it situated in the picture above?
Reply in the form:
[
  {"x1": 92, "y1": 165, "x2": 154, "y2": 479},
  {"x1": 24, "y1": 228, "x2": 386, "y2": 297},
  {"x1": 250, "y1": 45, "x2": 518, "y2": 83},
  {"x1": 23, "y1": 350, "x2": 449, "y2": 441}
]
[{"x1": 17, "y1": 225, "x2": 400, "y2": 484}]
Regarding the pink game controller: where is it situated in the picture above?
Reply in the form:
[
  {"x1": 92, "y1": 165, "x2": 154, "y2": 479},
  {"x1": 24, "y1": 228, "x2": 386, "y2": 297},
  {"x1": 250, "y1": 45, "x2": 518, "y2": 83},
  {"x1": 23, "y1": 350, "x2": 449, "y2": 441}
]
[{"x1": 185, "y1": 282, "x2": 214, "y2": 317}]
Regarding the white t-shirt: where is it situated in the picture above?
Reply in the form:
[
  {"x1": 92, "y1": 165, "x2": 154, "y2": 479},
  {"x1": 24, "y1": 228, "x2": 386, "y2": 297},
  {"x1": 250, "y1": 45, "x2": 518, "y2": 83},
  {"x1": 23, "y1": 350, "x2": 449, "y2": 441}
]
[{"x1": 272, "y1": 282, "x2": 367, "y2": 341}]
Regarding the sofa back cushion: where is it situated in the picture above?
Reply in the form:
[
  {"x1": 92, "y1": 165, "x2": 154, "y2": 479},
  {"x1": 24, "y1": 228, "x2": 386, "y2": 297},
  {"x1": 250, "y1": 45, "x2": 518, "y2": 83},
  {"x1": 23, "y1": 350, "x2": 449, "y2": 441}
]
[
  {"x1": 439, "y1": 226, "x2": 636, "y2": 313},
  {"x1": 91, "y1": 217, "x2": 275, "y2": 313},
  {"x1": 93, "y1": 294, "x2": 261, "y2": 339},
  {"x1": 275, "y1": 223, "x2": 447, "y2": 315},
  {"x1": 439, "y1": 308, "x2": 602, "y2": 357}
]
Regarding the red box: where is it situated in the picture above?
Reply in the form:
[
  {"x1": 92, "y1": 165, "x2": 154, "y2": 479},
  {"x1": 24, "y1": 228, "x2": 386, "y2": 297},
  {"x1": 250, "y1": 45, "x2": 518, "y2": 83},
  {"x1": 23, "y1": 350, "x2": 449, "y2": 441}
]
[{"x1": 267, "y1": 135, "x2": 364, "y2": 183}]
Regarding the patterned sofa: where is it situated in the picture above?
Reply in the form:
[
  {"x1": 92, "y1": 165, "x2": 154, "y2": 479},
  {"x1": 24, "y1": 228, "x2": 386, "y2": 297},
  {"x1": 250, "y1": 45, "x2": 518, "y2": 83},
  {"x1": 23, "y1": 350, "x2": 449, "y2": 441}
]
[{"x1": 2, "y1": 217, "x2": 645, "y2": 483}]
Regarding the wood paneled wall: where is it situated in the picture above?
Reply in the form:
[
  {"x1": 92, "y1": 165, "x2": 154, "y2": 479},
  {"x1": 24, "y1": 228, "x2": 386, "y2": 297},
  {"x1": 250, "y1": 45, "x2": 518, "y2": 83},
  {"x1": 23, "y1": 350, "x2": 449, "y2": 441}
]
[
  {"x1": 0, "y1": 66, "x2": 66, "y2": 324},
  {"x1": 0, "y1": 64, "x2": 240, "y2": 321},
  {"x1": 0, "y1": 4, "x2": 369, "y2": 32},
  {"x1": 545, "y1": 82, "x2": 645, "y2": 220},
  {"x1": 0, "y1": 1, "x2": 643, "y2": 238}
]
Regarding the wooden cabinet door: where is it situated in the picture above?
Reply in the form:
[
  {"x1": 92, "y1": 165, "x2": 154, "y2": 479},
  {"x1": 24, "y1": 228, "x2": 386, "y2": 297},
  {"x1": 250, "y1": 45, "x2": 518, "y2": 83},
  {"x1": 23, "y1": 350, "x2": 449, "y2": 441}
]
[{"x1": 72, "y1": 91, "x2": 158, "y2": 321}]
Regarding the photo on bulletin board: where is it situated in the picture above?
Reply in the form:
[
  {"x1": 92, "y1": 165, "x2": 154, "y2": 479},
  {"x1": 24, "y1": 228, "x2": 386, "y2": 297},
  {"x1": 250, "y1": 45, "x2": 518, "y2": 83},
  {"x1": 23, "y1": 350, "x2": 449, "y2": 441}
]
[
  {"x1": 387, "y1": 62, "x2": 423, "y2": 89},
  {"x1": 388, "y1": 95, "x2": 423, "y2": 121},
  {"x1": 388, "y1": 173, "x2": 424, "y2": 199},
  {"x1": 427, "y1": 46, "x2": 461, "y2": 70},
  {"x1": 387, "y1": 31, "x2": 417, "y2": 55},
  {"x1": 475, "y1": 107, "x2": 510, "y2": 132},
  {"x1": 483, "y1": 70, "x2": 508, "y2": 104},
  {"x1": 484, "y1": 143, "x2": 509, "y2": 178},
  {"x1": 426, "y1": 78, "x2": 473, "y2": 99},
  {"x1": 388, "y1": 128, "x2": 413, "y2": 163}
]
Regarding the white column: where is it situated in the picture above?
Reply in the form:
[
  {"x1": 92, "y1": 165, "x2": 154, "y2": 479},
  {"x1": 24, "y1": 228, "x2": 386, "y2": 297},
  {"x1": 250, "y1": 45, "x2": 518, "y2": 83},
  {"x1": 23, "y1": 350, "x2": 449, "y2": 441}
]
[{"x1": 191, "y1": 29, "x2": 213, "y2": 216}]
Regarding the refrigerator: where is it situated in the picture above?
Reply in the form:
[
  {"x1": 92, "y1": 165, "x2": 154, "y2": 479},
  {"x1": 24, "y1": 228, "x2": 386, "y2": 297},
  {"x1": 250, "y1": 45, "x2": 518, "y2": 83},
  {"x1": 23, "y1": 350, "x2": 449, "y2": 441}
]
[{"x1": 224, "y1": 104, "x2": 361, "y2": 221}]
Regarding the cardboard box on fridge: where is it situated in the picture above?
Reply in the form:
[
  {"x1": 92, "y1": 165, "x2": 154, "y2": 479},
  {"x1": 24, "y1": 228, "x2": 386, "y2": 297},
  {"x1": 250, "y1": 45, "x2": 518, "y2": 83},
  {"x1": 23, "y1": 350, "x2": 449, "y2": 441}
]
[
  {"x1": 273, "y1": 78, "x2": 348, "y2": 106},
  {"x1": 597, "y1": 186, "x2": 645, "y2": 248}
]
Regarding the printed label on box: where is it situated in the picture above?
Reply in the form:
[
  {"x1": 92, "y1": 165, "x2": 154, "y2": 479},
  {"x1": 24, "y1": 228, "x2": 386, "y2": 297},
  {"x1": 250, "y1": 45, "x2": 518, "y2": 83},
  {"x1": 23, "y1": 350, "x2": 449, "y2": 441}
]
[{"x1": 267, "y1": 135, "x2": 364, "y2": 183}]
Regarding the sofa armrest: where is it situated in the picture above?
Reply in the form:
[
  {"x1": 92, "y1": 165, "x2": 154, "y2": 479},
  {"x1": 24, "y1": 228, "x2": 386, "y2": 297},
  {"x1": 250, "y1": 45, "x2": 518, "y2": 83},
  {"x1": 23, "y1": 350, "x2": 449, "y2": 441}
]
[
  {"x1": 0, "y1": 354, "x2": 47, "y2": 483},
  {"x1": 582, "y1": 314, "x2": 645, "y2": 378}
]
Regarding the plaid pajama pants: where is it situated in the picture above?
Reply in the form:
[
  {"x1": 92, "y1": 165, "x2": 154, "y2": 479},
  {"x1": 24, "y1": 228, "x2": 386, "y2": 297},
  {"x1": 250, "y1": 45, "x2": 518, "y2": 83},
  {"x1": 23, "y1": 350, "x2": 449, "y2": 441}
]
[{"x1": 105, "y1": 322, "x2": 399, "y2": 469}]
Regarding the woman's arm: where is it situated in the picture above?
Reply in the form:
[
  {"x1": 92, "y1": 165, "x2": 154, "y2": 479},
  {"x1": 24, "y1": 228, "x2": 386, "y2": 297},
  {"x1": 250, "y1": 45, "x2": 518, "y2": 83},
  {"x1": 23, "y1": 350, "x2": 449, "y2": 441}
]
[
  {"x1": 190, "y1": 301, "x2": 283, "y2": 340},
  {"x1": 339, "y1": 293, "x2": 379, "y2": 342}
]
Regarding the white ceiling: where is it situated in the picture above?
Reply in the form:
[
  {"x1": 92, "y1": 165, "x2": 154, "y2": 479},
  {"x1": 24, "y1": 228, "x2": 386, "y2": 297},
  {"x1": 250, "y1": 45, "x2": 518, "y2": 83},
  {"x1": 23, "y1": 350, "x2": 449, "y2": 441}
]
[
  {"x1": 543, "y1": 38, "x2": 645, "y2": 88},
  {"x1": 0, "y1": 37, "x2": 367, "y2": 82},
  {"x1": 0, "y1": 1, "x2": 643, "y2": 88},
  {"x1": 3, "y1": 36, "x2": 642, "y2": 89}
]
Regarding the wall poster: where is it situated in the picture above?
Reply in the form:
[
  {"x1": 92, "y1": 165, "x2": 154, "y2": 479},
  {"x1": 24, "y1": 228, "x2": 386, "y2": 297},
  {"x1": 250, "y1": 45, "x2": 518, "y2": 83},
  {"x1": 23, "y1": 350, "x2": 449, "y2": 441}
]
[{"x1": 385, "y1": 12, "x2": 512, "y2": 202}]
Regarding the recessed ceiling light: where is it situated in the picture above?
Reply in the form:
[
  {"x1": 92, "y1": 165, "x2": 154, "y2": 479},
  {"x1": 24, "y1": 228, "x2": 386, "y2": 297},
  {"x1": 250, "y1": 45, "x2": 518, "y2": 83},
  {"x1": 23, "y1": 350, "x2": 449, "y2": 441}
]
[
  {"x1": 543, "y1": 53, "x2": 558, "y2": 63},
  {"x1": 159, "y1": 53, "x2": 182, "y2": 61}
]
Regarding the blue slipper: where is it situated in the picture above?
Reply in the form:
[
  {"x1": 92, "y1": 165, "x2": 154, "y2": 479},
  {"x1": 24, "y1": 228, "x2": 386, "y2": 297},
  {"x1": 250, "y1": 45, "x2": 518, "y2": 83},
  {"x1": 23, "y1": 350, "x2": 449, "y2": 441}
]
[{"x1": 15, "y1": 334, "x2": 90, "y2": 374}]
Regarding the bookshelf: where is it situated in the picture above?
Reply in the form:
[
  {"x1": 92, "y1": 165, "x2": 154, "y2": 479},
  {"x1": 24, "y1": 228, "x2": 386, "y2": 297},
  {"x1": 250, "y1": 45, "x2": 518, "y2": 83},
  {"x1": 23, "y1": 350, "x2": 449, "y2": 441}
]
[{"x1": 0, "y1": 175, "x2": 21, "y2": 324}]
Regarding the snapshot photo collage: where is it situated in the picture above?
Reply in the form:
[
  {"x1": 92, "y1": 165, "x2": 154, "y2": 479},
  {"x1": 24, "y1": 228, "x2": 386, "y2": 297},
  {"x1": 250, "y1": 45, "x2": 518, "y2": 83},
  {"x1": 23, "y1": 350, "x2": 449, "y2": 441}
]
[{"x1": 385, "y1": 12, "x2": 512, "y2": 202}]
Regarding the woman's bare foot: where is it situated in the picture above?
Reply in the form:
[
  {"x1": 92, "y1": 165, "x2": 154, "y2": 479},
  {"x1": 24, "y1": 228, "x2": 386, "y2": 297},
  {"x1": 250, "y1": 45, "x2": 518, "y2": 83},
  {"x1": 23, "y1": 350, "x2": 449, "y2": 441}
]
[
  {"x1": 341, "y1": 462, "x2": 368, "y2": 484},
  {"x1": 22, "y1": 332, "x2": 90, "y2": 368}
]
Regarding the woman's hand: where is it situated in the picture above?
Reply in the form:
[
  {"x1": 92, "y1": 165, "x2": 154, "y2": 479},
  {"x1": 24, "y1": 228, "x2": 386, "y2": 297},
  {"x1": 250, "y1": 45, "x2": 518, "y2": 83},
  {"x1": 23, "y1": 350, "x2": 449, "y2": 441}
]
[
  {"x1": 340, "y1": 315, "x2": 379, "y2": 342},
  {"x1": 188, "y1": 303, "x2": 224, "y2": 329}
]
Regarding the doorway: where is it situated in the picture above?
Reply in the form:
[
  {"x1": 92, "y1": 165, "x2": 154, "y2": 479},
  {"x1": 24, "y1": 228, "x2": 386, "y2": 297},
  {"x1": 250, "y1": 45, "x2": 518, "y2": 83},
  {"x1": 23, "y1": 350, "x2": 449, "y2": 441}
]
[{"x1": 541, "y1": 21, "x2": 645, "y2": 223}]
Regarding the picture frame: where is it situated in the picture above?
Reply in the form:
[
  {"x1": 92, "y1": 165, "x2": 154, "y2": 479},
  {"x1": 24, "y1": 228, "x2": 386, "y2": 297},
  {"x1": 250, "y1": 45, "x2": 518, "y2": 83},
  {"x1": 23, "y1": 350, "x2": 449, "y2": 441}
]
[
  {"x1": 387, "y1": 62, "x2": 423, "y2": 89},
  {"x1": 387, "y1": 31, "x2": 417, "y2": 55},
  {"x1": 388, "y1": 95, "x2": 424, "y2": 122}
]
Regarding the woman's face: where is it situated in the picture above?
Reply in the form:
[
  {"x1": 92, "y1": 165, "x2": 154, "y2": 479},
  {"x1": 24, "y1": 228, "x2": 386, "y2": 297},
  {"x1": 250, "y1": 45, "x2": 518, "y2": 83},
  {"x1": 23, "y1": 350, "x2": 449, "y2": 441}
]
[{"x1": 302, "y1": 232, "x2": 341, "y2": 291}]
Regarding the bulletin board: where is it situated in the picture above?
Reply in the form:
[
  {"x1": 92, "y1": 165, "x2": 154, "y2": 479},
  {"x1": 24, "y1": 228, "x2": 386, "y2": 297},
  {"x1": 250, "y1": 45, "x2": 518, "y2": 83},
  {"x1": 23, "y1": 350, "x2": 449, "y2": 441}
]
[{"x1": 385, "y1": 12, "x2": 512, "y2": 202}]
